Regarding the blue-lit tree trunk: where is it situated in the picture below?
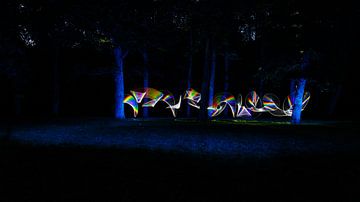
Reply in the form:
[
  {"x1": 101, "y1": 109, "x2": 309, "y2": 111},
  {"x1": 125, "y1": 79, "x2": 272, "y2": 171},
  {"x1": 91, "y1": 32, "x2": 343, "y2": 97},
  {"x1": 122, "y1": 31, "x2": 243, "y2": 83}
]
[
  {"x1": 143, "y1": 48, "x2": 149, "y2": 118},
  {"x1": 208, "y1": 43, "x2": 216, "y2": 116},
  {"x1": 291, "y1": 52, "x2": 310, "y2": 124},
  {"x1": 291, "y1": 79, "x2": 306, "y2": 124},
  {"x1": 186, "y1": 32, "x2": 193, "y2": 117},
  {"x1": 200, "y1": 38, "x2": 210, "y2": 120},
  {"x1": 114, "y1": 46, "x2": 127, "y2": 119}
]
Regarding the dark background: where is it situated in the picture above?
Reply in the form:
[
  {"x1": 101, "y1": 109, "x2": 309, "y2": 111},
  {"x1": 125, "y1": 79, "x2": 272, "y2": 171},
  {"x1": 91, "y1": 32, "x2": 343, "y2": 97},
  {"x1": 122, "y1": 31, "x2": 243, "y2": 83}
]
[
  {"x1": 0, "y1": 0, "x2": 359, "y2": 120},
  {"x1": 1, "y1": 1, "x2": 360, "y2": 201}
]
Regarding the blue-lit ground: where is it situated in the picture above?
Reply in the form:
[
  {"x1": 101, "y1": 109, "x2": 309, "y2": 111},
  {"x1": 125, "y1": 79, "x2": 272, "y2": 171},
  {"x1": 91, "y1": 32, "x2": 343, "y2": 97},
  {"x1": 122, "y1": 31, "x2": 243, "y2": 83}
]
[
  {"x1": 6, "y1": 118, "x2": 359, "y2": 158},
  {"x1": 1, "y1": 118, "x2": 360, "y2": 201}
]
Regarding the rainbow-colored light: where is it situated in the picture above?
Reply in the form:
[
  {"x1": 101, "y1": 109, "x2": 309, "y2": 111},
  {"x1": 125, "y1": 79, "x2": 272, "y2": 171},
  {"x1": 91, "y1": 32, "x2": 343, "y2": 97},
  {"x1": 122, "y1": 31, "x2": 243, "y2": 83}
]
[
  {"x1": 123, "y1": 87, "x2": 310, "y2": 118},
  {"x1": 123, "y1": 94, "x2": 138, "y2": 117}
]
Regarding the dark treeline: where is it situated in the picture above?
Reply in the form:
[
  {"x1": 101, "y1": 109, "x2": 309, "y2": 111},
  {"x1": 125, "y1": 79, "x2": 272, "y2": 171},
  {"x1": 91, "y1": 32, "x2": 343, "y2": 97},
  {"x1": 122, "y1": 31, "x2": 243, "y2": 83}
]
[{"x1": 0, "y1": 0, "x2": 359, "y2": 120}]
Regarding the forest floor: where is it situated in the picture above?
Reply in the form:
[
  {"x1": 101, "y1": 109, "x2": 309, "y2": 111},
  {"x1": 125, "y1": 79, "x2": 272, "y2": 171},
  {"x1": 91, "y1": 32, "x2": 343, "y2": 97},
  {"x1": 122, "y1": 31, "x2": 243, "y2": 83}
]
[{"x1": 1, "y1": 118, "x2": 360, "y2": 201}]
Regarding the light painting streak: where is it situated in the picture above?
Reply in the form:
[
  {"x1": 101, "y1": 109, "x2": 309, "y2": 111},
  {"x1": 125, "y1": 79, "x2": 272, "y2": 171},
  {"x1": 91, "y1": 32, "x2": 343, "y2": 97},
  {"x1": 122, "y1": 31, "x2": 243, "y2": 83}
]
[
  {"x1": 162, "y1": 91, "x2": 182, "y2": 117},
  {"x1": 123, "y1": 87, "x2": 311, "y2": 119},
  {"x1": 123, "y1": 94, "x2": 138, "y2": 117},
  {"x1": 245, "y1": 91, "x2": 266, "y2": 113},
  {"x1": 236, "y1": 94, "x2": 252, "y2": 117},
  {"x1": 207, "y1": 93, "x2": 236, "y2": 118},
  {"x1": 184, "y1": 88, "x2": 201, "y2": 109},
  {"x1": 130, "y1": 90, "x2": 146, "y2": 103},
  {"x1": 283, "y1": 91, "x2": 311, "y2": 116},
  {"x1": 141, "y1": 88, "x2": 164, "y2": 108},
  {"x1": 263, "y1": 94, "x2": 287, "y2": 117}
]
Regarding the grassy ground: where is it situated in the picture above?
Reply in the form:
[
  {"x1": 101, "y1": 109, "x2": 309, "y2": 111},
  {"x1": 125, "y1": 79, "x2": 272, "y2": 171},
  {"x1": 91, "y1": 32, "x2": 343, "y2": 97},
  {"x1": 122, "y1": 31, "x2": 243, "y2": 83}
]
[{"x1": 1, "y1": 118, "x2": 360, "y2": 201}]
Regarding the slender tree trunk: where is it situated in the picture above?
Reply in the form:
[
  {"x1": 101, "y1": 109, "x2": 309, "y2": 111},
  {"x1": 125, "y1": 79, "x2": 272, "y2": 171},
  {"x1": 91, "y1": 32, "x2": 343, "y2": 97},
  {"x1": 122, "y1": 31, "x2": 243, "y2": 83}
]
[
  {"x1": 258, "y1": 79, "x2": 264, "y2": 98},
  {"x1": 52, "y1": 47, "x2": 60, "y2": 116},
  {"x1": 290, "y1": 79, "x2": 296, "y2": 104},
  {"x1": 200, "y1": 38, "x2": 210, "y2": 120},
  {"x1": 2, "y1": 77, "x2": 12, "y2": 141},
  {"x1": 312, "y1": 85, "x2": 321, "y2": 119},
  {"x1": 114, "y1": 46, "x2": 126, "y2": 119},
  {"x1": 186, "y1": 32, "x2": 193, "y2": 117},
  {"x1": 223, "y1": 51, "x2": 230, "y2": 117},
  {"x1": 224, "y1": 52, "x2": 229, "y2": 92},
  {"x1": 328, "y1": 84, "x2": 342, "y2": 116},
  {"x1": 327, "y1": 14, "x2": 349, "y2": 118},
  {"x1": 143, "y1": 48, "x2": 149, "y2": 118},
  {"x1": 208, "y1": 41, "x2": 216, "y2": 117},
  {"x1": 14, "y1": 76, "x2": 23, "y2": 117},
  {"x1": 291, "y1": 78, "x2": 306, "y2": 124},
  {"x1": 14, "y1": 93, "x2": 23, "y2": 117}
]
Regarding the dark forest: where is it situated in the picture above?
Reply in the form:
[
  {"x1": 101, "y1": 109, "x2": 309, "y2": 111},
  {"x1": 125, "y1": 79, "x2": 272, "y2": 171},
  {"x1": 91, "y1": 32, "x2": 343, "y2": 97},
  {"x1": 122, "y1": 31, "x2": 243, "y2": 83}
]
[{"x1": 1, "y1": 0, "x2": 360, "y2": 201}]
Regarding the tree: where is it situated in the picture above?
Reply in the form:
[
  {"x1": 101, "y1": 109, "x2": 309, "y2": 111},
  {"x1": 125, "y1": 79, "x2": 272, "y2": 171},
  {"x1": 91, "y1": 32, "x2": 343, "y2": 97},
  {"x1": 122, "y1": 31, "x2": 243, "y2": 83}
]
[
  {"x1": 186, "y1": 31, "x2": 193, "y2": 117},
  {"x1": 114, "y1": 46, "x2": 128, "y2": 119},
  {"x1": 59, "y1": 0, "x2": 140, "y2": 119},
  {"x1": 199, "y1": 37, "x2": 210, "y2": 119},
  {"x1": 208, "y1": 38, "x2": 216, "y2": 116},
  {"x1": 142, "y1": 47, "x2": 149, "y2": 117},
  {"x1": 0, "y1": 1, "x2": 31, "y2": 117}
]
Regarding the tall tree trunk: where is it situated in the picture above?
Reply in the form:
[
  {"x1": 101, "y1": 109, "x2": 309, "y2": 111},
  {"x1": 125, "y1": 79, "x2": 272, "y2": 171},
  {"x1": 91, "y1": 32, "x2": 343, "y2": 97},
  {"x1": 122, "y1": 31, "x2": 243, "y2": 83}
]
[
  {"x1": 14, "y1": 75, "x2": 23, "y2": 117},
  {"x1": 186, "y1": 32, "x2": 193, "y2": 117},
  {"x1": 52, "y1": 47, "x2": 60, "y2": 116},
  {"x1": 291, "y1": 51, "x2": 310, "y2": 124},
  {"x1": 14, "y1": 93, "x2": 23, "y2": 117},
  {"x1": 114, "y1": 46, "x2": 126, "y2": 119},
  {"x1": 2, "y1": 77, "x2": 12, "y2": 141},
  {"x1": 208, "y1": 41, "x2": 216, "y2": 117},
  {"x1": 224, "y1": 52, "x2": 229, "y2": 92},
  {"x1": 200, "y1": 38, "x2": 210, "y2": 120},
  {"x1": 291, "y1": 79, "x2": 306, "y2": 124},
  {"x1": 290, "y1": 79, "x2": 296, "y2": 104},
  {"x1": 223, "y1": 51, "x2": 230, "y2": 117},
  {"x1": 328, "y1": 84, "x2": 342, "y2": 116},
  {"x1": 143, "y1": 48, "x2": 149, "y2": 118}
]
